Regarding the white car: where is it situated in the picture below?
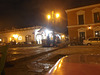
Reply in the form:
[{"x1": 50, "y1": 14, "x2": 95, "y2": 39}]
[{"x1": 83, "y1": 37, "x2": 100, "y2": 45}]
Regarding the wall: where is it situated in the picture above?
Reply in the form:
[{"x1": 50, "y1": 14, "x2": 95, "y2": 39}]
[{"x1": 66, "y1": 4, "x2": 100, "y2": 44}]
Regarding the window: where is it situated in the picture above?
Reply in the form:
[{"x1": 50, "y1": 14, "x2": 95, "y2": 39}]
[
  {"x1": 94, "y1": 12, "x2": 100, "y2": 23},
  {"x1": 89, "y1": 38, "x2": 98, "y2": 41},
  {"x1": 89, "y1": 38, "x2": 94, "y2": 41},
  {"x1": 77, "y1": 10, "x2": 85, "y2": 25},
  {"x1": 98, "y1": 38, "x2": 100, "y2": 41},
  {"x1": 78, "y1": 15, "x2": 84, "y2": 25},
  {"x1": 93, "y1": 38, "x2": 98, "y2": 41},
  {"x1": 95, "y1": 31, "x2": 100, "y2": 37}
]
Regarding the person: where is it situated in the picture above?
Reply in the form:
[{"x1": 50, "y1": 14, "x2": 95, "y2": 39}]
[{"x1": 47, "y1": 35, "x2": 50, "y2": 47}]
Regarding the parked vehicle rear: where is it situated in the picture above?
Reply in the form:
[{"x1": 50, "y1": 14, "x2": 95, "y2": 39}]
[{"x1": 83, "y1": 37, "x2": 100, "y2": 45}]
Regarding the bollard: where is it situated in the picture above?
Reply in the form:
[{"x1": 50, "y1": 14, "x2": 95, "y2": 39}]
[{"x1": 0, "y1": 45, "x2": 8, "y2": 75}]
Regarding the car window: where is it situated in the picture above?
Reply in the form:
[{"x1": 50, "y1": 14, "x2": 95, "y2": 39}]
[
  {"x1": 98, "y1": 38, "x2": 100, "y2": 41},
  {"x1": 89, "y1": 38, "x2": 98, "y2": 41},
  {"x1": 93, "y1": 38, "x2": 98, "y2": 41},
  {"x1": 89, "y1": 38, "x2": 94, "y2": 41}
]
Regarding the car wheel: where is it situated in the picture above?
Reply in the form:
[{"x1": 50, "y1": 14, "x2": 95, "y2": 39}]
[{"x1": 87, "y1": 43, "x2": 91, "y2": 46}]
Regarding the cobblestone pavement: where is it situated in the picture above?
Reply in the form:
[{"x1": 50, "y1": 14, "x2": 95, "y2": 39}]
[{"x1": 5, "y1": 45, "x2": 100, "y2": 75}]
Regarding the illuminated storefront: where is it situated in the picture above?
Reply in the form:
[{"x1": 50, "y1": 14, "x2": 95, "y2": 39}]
[
  {"x1": 35, "y1": 28, "x2": 65, "y2": 46},
  {"x1": 0, "y1": 26, "x2": 65, "y2": 45}
]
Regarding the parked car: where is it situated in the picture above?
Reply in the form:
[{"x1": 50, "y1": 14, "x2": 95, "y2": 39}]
[
  {"x1": 46, "y1": 54, "x2": 100, "y2": 75},
  {"x1": 83, "y1": 37, "x2": 100, "y2": 45}
]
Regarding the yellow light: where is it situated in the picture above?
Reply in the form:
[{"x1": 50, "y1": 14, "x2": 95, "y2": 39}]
[
  {"x1": 56, "y1": 13, "x2": 60, "y2": 18},
  {"x1": 61, "y1": 35, "x2": 65, "y2": 38},
  {"x1": 88, "y1": 26, "x2": 91, "y2": 29},
  {"x1": 54, "y1": 66, "x2": 57, "y2": 71},
  {"x1": 13, "y1": 34, "x2": 18, "y2": 39},
  {"x1": 18, "y1": 36, "x2": 22, "y2": 40},
  {"x1": 59, "y1": 63, "x2": 61, "y2": 68},
  {"x1": 0, "y1": 39, "x2": 2, "y2": 41},
  {"x1": 47, "y1": 14, "x2": 51, "y2": 20},
  {"x1": 10, "y1": 38, "x2": 12, "y2": 41}
]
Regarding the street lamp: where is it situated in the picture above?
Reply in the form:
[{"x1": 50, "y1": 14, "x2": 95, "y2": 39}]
[{"x1": 47, "y1": 11, "x2": 60, "y2": 46}]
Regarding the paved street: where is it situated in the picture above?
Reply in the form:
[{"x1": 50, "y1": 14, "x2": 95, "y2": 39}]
[
  {"x1": 7, "y1": 46, "x2": 58, "y2": 62},
  {"x1": 5, "y1": 45, "x2": 100, "y2": 75}
]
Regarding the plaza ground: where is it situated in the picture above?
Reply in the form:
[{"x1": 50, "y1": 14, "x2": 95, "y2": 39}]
[{"x1": 5, "y1": 45, "x2": 100, "y2": 75}]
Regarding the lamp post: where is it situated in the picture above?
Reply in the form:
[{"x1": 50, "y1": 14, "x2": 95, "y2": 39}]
[{"x1": 47, "y1": 11, "x2": 60, "y2": 46}]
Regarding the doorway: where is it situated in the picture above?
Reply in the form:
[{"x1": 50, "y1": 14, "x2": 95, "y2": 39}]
[
  {"x1": 25, "y1": 35, "x2": 31, "y2": 42},
  {"x1": 79, "y1": 32, "x2": 85, "y2": 43}
]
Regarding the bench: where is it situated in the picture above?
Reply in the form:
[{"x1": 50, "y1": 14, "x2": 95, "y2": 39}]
[{"x1": 0, "y1": 45, "x2": 8, "y2": 75}]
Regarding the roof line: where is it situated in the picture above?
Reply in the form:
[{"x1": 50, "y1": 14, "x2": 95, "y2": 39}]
[{"x1": 65, "y1": 3, "x2": 100, "y2": 13}]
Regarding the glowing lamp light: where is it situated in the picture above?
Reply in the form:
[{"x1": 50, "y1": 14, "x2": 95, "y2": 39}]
[
  {"x1": 56, "y1": 13, "x2": 60, "y2": 18},
  {"x1": 13, "y1": 34, "x2": 18, "y2": 39},
  {"x1": 61, "y1": 35, "x2": 65, "y2": 38},
  {"x1": 96, "y1": 33, "x2": 98, "y2": 35},
  {"x1": 45, "y1": 29, "x2": 52, "y2": 36},
  {"x1": 45, "y1": 29, "x2": 50, "y2": 34},
  {"x1": 47, "y1": 14, "x2": 51, "y2": 20},
  {"x1": 0, "y1": 39, "x2": 2, "y2": 41},
  {"x1": 18, "y1": 36, "x2": 22, "y2": 40},
  {"x1": 88, "y1": 26, "x2": 91, "y2": 29},
  {"x1": 10, "y1": 38, "x2": 12, "y2": 41}
]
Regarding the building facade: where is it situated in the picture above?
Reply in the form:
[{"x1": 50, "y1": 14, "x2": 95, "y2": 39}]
[
  {"x1": 65, "y1": 3, "x2": 100, "y2": 44},
  {"x1": 0, "y1": 26, "x2": 65, "y2": 45},
  {"x1": 0, "y1": 26, "x2": 42, "y2": 44}
]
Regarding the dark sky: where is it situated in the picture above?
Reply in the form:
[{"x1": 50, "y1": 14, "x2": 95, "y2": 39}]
[{"x1": 0, "y1": 0, "x2": 100, "y2": 31}]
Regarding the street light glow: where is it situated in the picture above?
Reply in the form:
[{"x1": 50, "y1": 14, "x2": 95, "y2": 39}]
[
  {"x1": 47, "y1": 14, "x2": 51, "y2": 20},
  {"x1": 18, "y1": 36, "x2": 22, "y2": 40},
  {"x1": 56, "y1": 13, "x2": 60, "y2": 18},
  {"x1": 61, "y1": 35, "x2": 65, "y2": 38},
  {"x1": 13, "y1": 34, "x2": 18, "y2": 39},
  {"x1": 0, "y1": 39, "x2": 2, "y2": 41}
]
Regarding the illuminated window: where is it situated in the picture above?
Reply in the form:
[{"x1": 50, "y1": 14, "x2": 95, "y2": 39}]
[{"x1": 95, "y1": 31, "x2": 100, "y2": 37}]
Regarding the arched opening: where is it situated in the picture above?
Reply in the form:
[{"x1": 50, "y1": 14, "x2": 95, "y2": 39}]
[{"x1": 25, "y1": 35, "x2": 31, "y2": 43}]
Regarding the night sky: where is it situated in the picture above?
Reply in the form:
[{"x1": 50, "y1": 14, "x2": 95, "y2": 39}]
[{"x1": 0, "y1": 0, "x2": 100, "y2": 32}]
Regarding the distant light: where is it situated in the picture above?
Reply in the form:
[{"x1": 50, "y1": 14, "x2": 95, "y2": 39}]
[
  {"x1": 13, "y1": 34, "x2": 18, "y2": 39},
  {"x1": 56, "y1": 13, "x2": 60, "y2": 18},
  {"x1": 45, "y1": 29, "x2": 52, "y2": 36},
  {"x1": 18, "y1": 36, "x2": 22, "y2": 40},
  {"x1": 10, "y1": 38, "x2": 12, "y2": 41},
  {"x1": 88, "y1": 26, "x2": 91, "y2": 29},
  {"x1": 47, "y1": 14, "x2": 51, "y2": 20},
  {"x1": 0, "y1": 39, "x2": 2, "y2": 41},
  {"x1": 96, "y1": 33, "x2": 98, "y2": 35},
  {"x1": 61, "y1": 35, "x2": 65, "y2": 38}
]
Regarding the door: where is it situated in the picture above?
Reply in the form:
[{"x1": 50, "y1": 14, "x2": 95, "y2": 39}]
[
  {"x1": 25, "y1": 35, "x2": 31, "y2": 42},
  {"x1": 80, "y1": 32, "x2": 85, "y2": 43}
]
